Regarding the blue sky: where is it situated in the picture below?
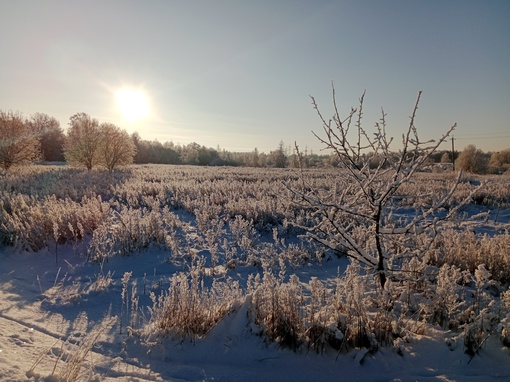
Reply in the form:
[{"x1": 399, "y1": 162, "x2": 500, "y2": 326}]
[{"x1": 1, "y1": 0, "x2": 509, "y2": 153}]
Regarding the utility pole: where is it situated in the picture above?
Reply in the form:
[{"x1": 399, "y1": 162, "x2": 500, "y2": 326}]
[{"x1": 451, "y1": 136, "x2": 456, "y2": 171}]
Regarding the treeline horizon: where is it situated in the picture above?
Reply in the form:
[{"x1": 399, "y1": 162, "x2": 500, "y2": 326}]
[{"x1": 3, "y1": 110, "x2": 510, "y2": 172}]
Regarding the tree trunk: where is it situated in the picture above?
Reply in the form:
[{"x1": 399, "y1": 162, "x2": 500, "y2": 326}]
[{"x1": 374, "y1": 206, "x2": 387, "y2": 289}]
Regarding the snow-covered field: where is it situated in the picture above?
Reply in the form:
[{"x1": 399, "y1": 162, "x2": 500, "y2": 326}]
[
  {"x1": 1, "y1": 245, "x2": 509, "y2": 381},
  {"x1": 1, "y1": 246, "x2": 509, "y2": 382},
  {"x1": 0, "y1": 165, "x2": 509, "y2": 381}
]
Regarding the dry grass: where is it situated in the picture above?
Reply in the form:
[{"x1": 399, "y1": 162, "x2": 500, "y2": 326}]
[
  {"x1": 27, "y1": 314, "x2": 116, "y2": 382},
  {"x1": 1, "y1": 164, "x2": 509, "y2": 354}
]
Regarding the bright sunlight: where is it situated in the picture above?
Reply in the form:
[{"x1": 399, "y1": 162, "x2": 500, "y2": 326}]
[{"x1": 114, "y1": 87, "x2": 150, "y2": 122}]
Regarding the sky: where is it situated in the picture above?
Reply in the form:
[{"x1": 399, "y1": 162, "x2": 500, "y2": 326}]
[{"x1": 0, "y1": 0, "x2": 509, "y2": 153}]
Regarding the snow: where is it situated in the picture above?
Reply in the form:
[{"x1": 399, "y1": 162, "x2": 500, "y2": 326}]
[{"x1": 1, "y1": 244, "x2": 509, "y2": 382}]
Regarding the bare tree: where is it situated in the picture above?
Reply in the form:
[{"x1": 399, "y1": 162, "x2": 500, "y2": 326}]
[
  {"x1": 64, "y1": 113, "x2": 101, "y2": 170},
  {"x1": 0, "y1": 110, "x2": 41, "y2": 170},
  {"x1": 98, "y1": 123, "x2": 136, "y2": 171},
  {"x1": 290, "y1": 86, "x2": 481, "y2": 289},
  {"x1": 28, "y1": 113, "x2": 65, "y2": 161}
]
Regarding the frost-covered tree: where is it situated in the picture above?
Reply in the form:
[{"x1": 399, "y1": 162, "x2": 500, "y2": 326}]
[
  {"x1": 0, "y1": 110, "x2": 41, "y2": 170},
  {"x1": 64, "y1": 113, "x2": 101, "y2": 170},
  {"x1": 488, "y1": 148, "x2": 510, "y2": 174},
  {"x1": 456, "y1": 144, "x2": 488, "y2": 174},
  {"x1": 98, "y1": 123, "x2": 136, "y2": 171},
  {"x1": 440, "y1": 151, "x2": 452, "y2": 164},
  {"x1": 290, "y1": 86, "x2": 480, "y2": 289},
  {"x1": 269, "y1": 141, "x2": 288, "y2": 168},
  {"x1": 28, "y1": 112, "x2": 65, "y2": 162}
]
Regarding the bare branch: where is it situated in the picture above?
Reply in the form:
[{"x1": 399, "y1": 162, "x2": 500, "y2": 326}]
[{"x1": 292, "y1": 86, "x2": 472, "y2": 289}]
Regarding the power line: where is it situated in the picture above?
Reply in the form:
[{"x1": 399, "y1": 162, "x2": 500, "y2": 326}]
[{"x1": 455, "y1": 135, "x2": 510, "y2": 140}]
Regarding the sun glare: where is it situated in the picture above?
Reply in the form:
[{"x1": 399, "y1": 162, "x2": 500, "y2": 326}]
[{"x1": 115, "y1": 87, "x2": 150, "y2": 121}]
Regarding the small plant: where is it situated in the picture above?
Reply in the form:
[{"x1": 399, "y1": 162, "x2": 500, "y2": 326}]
[
  {"x1": 500, "y1": 290, "x2": 510, "y2": 347},
  {"x1": 147, "y1": 270, "x2": 242, "y2": 339},
  {"x1": 251, "y1": 271, "x2": 304, "y2": 350},
  {"x1": 120, "y1": 271, "x2": 133, "y2": 334},
  {"x1": 27, "y1": 313, "x2": 116, "y2": 381}
]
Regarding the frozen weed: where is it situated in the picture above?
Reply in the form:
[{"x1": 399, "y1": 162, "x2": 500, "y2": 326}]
[
  {"x1": 1, "y1": 164, "x2": 509, "y2": 357},
  {"x1": 147, "y1": 271, "x2": 242, "y2": 339},
  {"x1": 27, "y1": 313, "x2": 116, "y2": 382}
]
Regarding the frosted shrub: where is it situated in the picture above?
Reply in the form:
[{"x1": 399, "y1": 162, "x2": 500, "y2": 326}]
[
  {"x1": 147, "y1": 271, "x2": 242, "y2": 339},
  {"x1": 328, "y1": 261, "x2": 411, "y2": 351},
  {"x1": 250, "y1": 261, "x2": 406, "y2": 353},
  {"x1": 0, "y1": 192, "x2": 107, "y2": 251},
  {"x1": 229, "y1": 215, "x2": 258, "y2": 253},
  {"x1": 114, "y1": 165, "x2": 309, "y2": 233},
  {"x1": 337, "y1": 262, "x2": 375, "y2": 349},
  {"x1": 221, "y1": 215, "x2": 261, "y2": 268},
  {"x1": 88, "y1": 207, "x2": 169, "y2": 261},
  {"x1": 280, "y1": 241, "x2": 317, "y2": 268},
  {"x1": 196, "y1": 211, "x2": 226, "y2": 271},
  {"x1": 500, "y1": 290, "x2": 510, "y2": 347},
  {"x1": 251, "y1": 271, "x2": 304, "y2": 350},
  {"x1": 0, "y1": 165, "x2": 131, "y2": 201},
  {"x1": 427, "y1": 264, "x2": 466, "y2": 329},
  {"x1": 459, "y1": 265, "x2": 501, "y2": 356},
  {"x1": 0, "y1": 168, "x2": 125, "y2": 256},
  {"x1": 88, "y1": 269, "x2": 114, "y2": 293},
  {"x1": 463, "y1": 304, "x2": 499, "y2": 357},
  {"x1": 429, "y1": 228, "x2": 510, "y2": 284},
  {"x1": 474, "y1": 264, "x2": 493, "y2": 314},
  {"x1": 0, "y1": 193, "x2": 46, "y2": 249},
  {"x1": 305, "y1": 276, "x2": 338, "y2": 353}
]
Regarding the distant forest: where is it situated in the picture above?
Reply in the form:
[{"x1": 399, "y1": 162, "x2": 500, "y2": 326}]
[
  {"x1": 38, "y1": 123, "x2": 467, "y2": 170},
  {"x1": 2, "y1": 111, "x2": 509, "y2": 173},
  {"x1": 39, "y1": 123, "x2": 509, "y2": 173}
]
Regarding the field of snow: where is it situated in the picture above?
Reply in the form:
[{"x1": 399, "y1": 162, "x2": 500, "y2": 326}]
[
  {"x1": 1, "y1": 246, "x2": 509, "y2": 382},
  {"x1": 0, "y1": 165, "x2": 509, "y2": 381}
]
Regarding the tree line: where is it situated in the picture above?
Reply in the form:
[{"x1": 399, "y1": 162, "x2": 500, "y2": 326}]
[
  {"x1": 0, "y1": 109, "x2": 508, "y2": 173},
  {"x1": 0, "y1": 111, "x2": 136, "y2": 171}
]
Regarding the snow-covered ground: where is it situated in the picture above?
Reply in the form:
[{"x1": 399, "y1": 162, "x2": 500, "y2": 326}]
[{"x1": 1, "y1": 243, "x2": 509, "y2": 382}]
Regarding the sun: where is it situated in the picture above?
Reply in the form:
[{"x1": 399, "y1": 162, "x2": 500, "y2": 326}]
[{"x1": 114, "y1": 87, "x2": 150, "y2": 121}]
